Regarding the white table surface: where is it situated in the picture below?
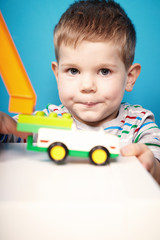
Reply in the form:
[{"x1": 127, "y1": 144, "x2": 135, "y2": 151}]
[{"x1": 0, "y1": 143, "x2": 160, "y2": 240}]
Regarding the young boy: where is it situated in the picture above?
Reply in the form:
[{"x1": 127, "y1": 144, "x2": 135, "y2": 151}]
[{"x1": 1, "y1": 0, "x2": 160, "y2": 183}]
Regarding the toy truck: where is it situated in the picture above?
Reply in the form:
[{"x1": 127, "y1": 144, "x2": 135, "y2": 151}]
[{"x1": 17, "y1": 112, "x2": 120, "y2": 165}]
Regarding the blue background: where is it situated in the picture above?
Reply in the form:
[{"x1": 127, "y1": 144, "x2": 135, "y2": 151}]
[{"x1": 0, "y1": 0, "x2": 160, "y2": 126}]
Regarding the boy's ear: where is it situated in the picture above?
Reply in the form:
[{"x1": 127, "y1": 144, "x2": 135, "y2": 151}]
[
  {"x1": 51, "y1": 62, "x2": 58, "y2": 81},
  {"x1": 125, "y1": 63, "x2": 141, "y2": 92}
]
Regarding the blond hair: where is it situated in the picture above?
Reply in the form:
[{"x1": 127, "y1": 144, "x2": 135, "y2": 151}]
[{"x1": 54, "y1": 0, "x2": 136, "y2": 69}]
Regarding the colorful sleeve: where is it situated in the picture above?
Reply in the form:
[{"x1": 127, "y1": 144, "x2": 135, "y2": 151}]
[
  {"x1": 0, "y1": 133, "x2": 24, "y2": 143},
  {"x1": 133, "y1": 110, "x2": 160, "y2": 161}
]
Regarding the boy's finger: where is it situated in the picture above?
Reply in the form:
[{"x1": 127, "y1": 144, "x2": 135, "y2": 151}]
[
  {"x1": 14, "y1": 130, "x2": 32, "y2": 140},
  {"x1": 120, "y1": 143, "x2": 154, "y2": 171},
  {"x1": 120, "y1": 143, "x2": 149, "y2": 157}
]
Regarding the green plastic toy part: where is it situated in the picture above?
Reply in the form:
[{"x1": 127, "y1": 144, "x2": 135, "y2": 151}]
[{"x1": 17, "y1": 112, "x2": 73, "y2": 133}]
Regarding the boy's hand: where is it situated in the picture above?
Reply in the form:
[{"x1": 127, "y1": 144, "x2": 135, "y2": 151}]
[
  {"x1": 0, "y1": 112, "x2": 30, "y2": 140},
  {"x1": 121, "y1": 143, "x2": 160, "y2": 184}
]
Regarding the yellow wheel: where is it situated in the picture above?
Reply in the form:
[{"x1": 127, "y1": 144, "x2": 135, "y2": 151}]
[
  {"x1": 89, "y1": 146, "x2": 109, "y2": 165},
  {"x1": 48, "y1": 142, "x2": 68, "y2": 163}
]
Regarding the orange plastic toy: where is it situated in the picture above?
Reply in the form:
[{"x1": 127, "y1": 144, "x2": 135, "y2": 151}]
[{"x1": 0, "y1": 11, "x2": 36, "y2": 114}]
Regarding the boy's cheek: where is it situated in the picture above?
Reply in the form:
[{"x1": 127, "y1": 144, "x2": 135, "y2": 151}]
[
  {"x1": 101, "y1": 87, "x2": 123, "y2": 100},
  {"x1": 58, "y1": 88, "x2": 73, "y2": 101}
]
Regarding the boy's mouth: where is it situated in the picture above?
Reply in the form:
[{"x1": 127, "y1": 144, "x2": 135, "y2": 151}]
[{"x1": 79, "y1": 102, "x2": 100, "y2": 107}]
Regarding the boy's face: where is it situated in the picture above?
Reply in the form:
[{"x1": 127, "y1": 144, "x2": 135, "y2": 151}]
[{"x1": 52, "y1": 41, "x2": 139, "y2": 126}]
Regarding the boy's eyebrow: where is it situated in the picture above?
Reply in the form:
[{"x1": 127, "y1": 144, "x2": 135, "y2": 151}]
[
  {"x1": 96, "y1": 63, "x2": 118, "y2": 69},
  {"x1": 60, "y1": 63, "x2": 118, "y2": 69},
  {"x1": 60, "y1": 63, "x2": 78, "y2": 68}
]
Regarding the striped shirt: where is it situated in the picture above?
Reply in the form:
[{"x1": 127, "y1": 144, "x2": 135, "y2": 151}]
[{"x1": 1, "y1": 103, "x2": 160, "y2": 160}]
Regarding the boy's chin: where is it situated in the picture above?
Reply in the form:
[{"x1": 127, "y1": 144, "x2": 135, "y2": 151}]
[
  {"x1": 74, "y1": 110, "x2": 118, "y2": 126},
  {"x1": 74, "y1": 114, "x2": 107, "y2": 127}
]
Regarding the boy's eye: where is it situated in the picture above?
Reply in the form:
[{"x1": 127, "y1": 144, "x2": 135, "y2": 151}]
[
  {"x1": 99, "y1": 68, "x2": 110, "y2": 76},
  {"x1": 68, "y1": 68, "x2": 79, "y2": 75}
]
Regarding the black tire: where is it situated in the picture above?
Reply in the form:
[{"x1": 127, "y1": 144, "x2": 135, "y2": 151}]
[
  {"x1": 48, "y1": 142, "x2": 68, "y2": 164},
  {"x1": 89, "y1": 146, "x2": 110, "y2": 165}
]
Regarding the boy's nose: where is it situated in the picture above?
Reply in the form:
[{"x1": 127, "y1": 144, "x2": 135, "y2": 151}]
[{"x1": 80, "y1": 75, "x2": 97, "y2": 93}]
